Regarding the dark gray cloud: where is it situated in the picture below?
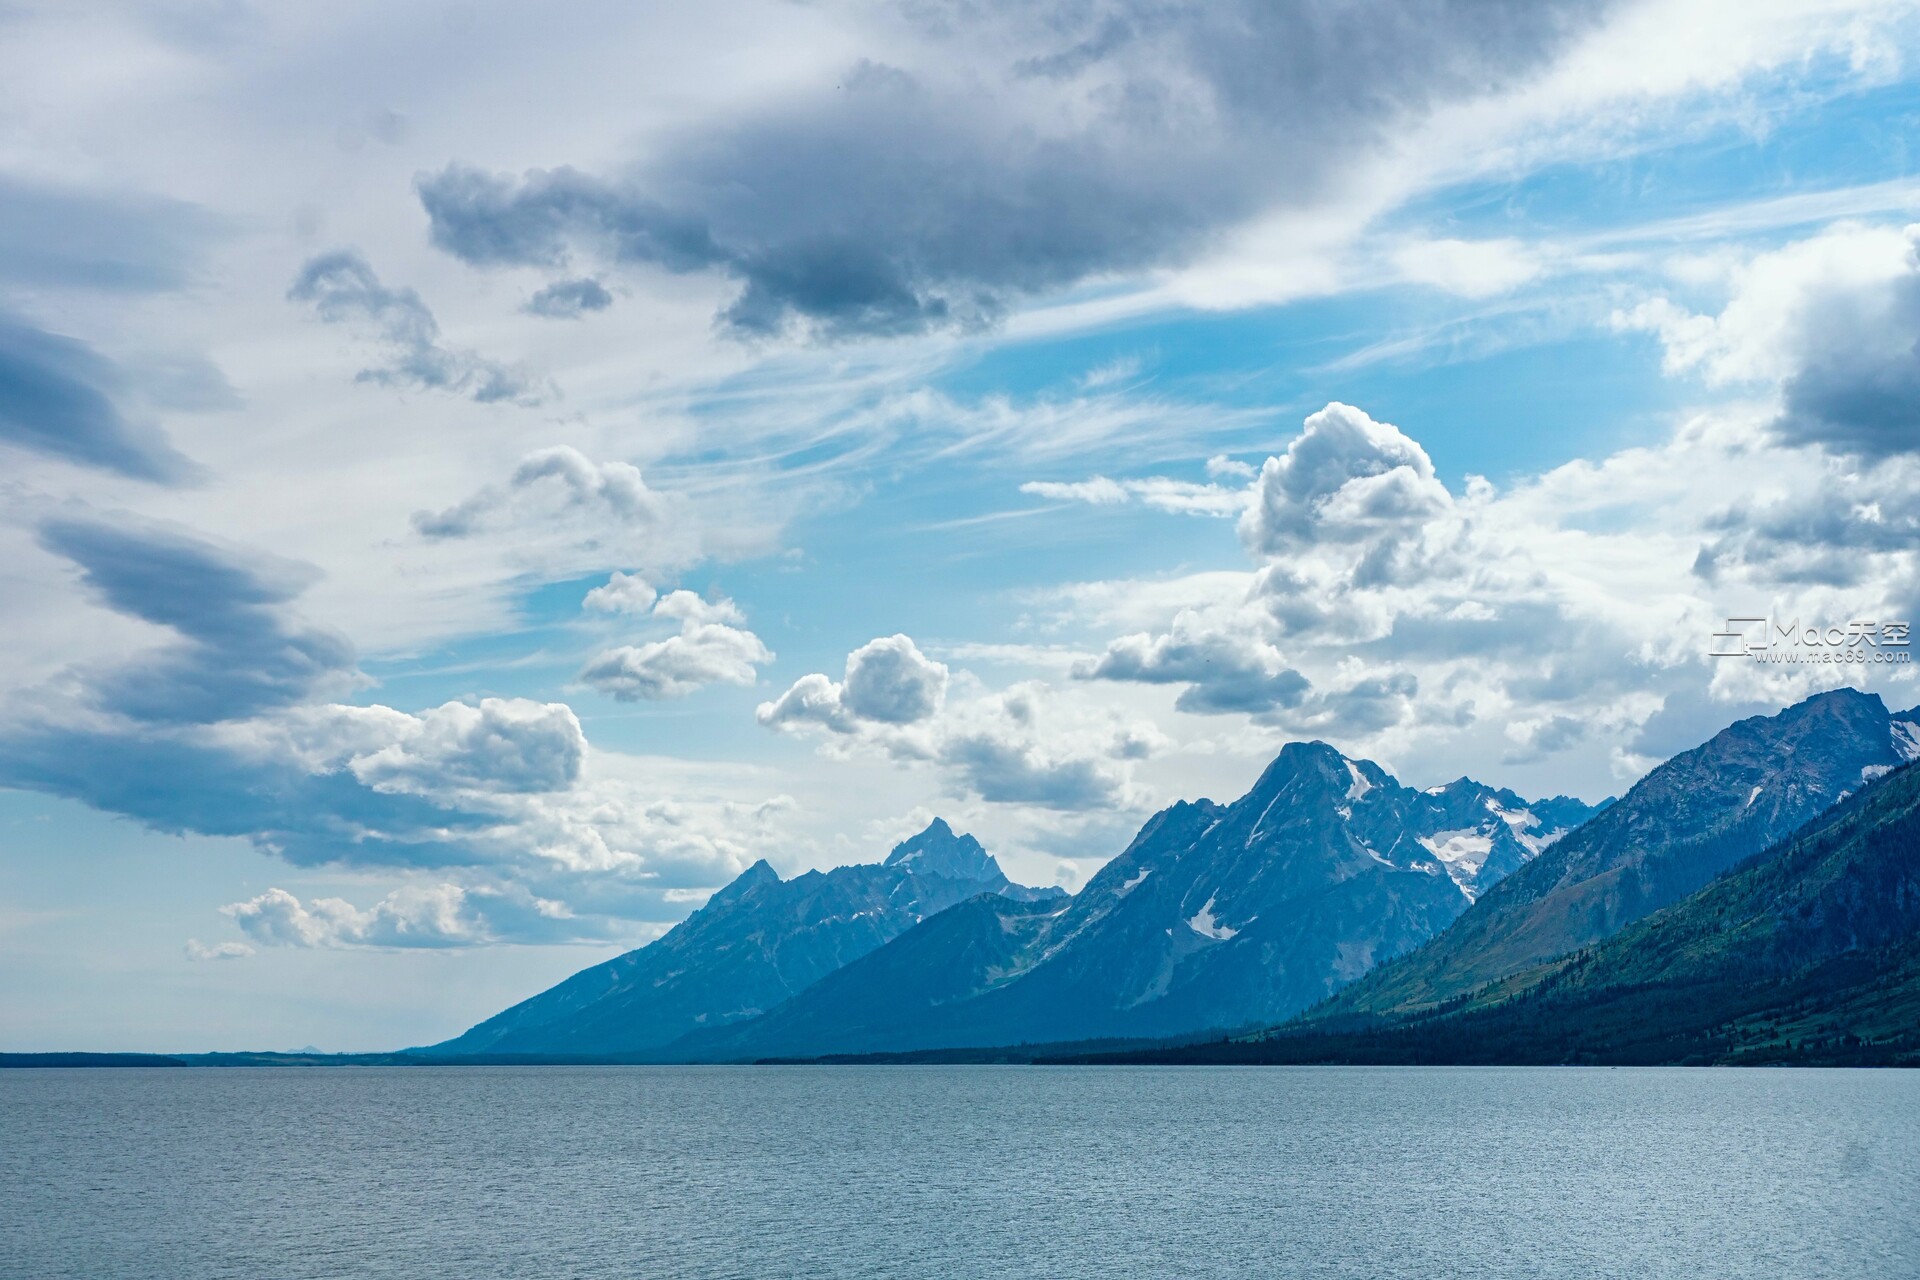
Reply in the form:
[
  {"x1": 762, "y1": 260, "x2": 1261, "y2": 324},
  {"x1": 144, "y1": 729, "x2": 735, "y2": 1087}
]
[
  {"x1": 0, "y1": 516, "x2": 488, "y2": 864},
  {"x1": 0, "y1": 516, "x2": 551, "y2": 871},
  {"x1": 1776, "y1": 333, "x2": 1920, "y2": 461},
  {"x1": 523, "y1": 276, "x2": 613, "y2": 319},
  {"x1": 1276, "y1": 670, "x2": 1420, "y2": 737},
  {"x1": 1694, "y1": 482, "x2": 1920, "y2": 593},
  {"x1": 418, "y1": 1, "x2": 1608, "y2": 339},
  {"x1": 0, "y1": 723, "x2": 492, "y2": 869},
  {"x1": 0, "y1": 516, "x2": 742, "y2": 933},
  {"x1": 937, "y1": 729, "x2": 1120, "y2": 810},
  {"x1": 288, "y1": 250, "x2": 550, "y2": 404},
  {"x1": 1761, "y1": 234, "x2": 1920, "y2": 460},
  {"x1": 37, "y1": 515, "x2": 356, "y2": 725},
  {"x1": 1076, "y1": 625, "x2": 1309, "y2": 714},
  {"x1": 0, "y1": 315, "x2": 198, "y2": 481}
]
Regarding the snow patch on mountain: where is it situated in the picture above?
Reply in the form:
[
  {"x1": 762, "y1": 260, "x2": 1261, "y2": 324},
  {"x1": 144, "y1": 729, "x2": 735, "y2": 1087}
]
[
  {"x1": 1345, "y1": 761, "x2": 1373, "y2": 802},
  {"x1": 1418, "y1": 829, "x2": 1496, "y2": 899},
  {"x1": 1483, "y1": 796, "x2": 1577, "y2": 857},
  {"x1": 1187, "y1": 896, "x2": 1238, "y2": 941}
]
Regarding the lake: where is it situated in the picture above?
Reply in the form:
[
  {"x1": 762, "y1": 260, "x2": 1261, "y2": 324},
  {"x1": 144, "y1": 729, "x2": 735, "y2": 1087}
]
[{"x1": 2, "y1": 1065, "x2": 1915, "y2": 1278}]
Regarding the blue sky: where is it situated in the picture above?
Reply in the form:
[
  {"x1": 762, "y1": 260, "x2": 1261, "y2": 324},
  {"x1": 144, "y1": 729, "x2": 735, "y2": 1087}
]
[{"x1": 4, "y1": 0, "x2": 1920, "y2": 1051}]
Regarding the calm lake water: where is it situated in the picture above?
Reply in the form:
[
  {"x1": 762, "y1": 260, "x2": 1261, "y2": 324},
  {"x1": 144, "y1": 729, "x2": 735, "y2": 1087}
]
[{"x1": 2, "y1": 1064, "x2": 1915, "y2": 1279}]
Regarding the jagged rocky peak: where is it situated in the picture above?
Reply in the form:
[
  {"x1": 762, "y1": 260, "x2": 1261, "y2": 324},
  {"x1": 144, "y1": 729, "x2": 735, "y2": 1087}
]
[
  {"x1": 1221, "y1": 739, "x2": 1607, "y2": 902},
  {"x1": 1890, "y1": 702, "x2": 1920, "y2": 761},
  {"x1": 704, "y1": 857, "x2": 781, "y2": 907},
  {"x1": 1251, "y1": 739, "x2": 1358, "y2": 789},
  {"x1": 883, "y1": 818, "x2": 1001, "y2": 882},
  {"x1": 1231, "y1": 740, "x2": 1385, "y2": 822}
]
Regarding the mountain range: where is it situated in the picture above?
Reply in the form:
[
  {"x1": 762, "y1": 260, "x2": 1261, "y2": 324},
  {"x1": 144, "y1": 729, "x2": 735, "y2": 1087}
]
[
  {"x1": 1299, "y1": 686, "x2": 1920, "y2": 1026},
  {"x1": 428, "y1": 686, "x2": 1920, "y2": 1065},
  {"x1": 425, "y1": 819, "x2": 1062, "y2": 1057},
  {"x1": 669, "y1": 747, "x2": 1603, "y2": 1060},
  {"x1": 432, "y1": 746, "x2": 1599, "y2": 1060},
  {"x1": 1092, "y1": 732, "x2": 1920, "y2": 1067}
]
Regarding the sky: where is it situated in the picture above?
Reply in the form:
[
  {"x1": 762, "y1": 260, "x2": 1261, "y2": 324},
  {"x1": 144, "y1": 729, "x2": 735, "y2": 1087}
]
[{"x1": 4, "y1": 0, "x2": 1920, "y2": 1052}]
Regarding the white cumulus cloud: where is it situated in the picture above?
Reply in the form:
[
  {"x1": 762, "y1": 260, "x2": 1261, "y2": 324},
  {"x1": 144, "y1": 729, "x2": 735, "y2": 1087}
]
[{"x1": 580, "y1": 590, "x2": 772, "y2": 701}]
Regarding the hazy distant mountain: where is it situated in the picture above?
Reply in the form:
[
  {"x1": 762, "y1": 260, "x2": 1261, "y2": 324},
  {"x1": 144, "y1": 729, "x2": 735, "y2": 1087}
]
[
  {"x1": 426, "y1": 820, "x2": 1062, "y2": 1057},
  {"x1": 670, "y1": 744, "x2": 1602, "y2": 1060},
  {"x1": 1299, "y1": 687, "x2": 1920, "y2": 1025},
  {"x1": 1103, "y1": 755, "x2": 1920, "y2": 1068}
]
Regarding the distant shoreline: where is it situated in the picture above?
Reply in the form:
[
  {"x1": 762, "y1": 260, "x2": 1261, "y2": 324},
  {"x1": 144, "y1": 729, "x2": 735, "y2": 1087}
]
[{"x1": 6, "y1": 1049, "x2": 1915, "y2": 1069}]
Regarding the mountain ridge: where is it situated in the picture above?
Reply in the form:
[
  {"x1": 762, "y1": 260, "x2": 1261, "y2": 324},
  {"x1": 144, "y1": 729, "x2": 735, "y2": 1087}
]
[
  {"x1": 424, "y1": 819, "x2": 1062, "y2": 1057},
  {"x1": 1297, "y1": 687, "x2": 1920, "y2": 1025},
  {"x1": 1069, "y1": 757, "x2": 1920, "y2": 1067},
  {"x1": 661, "y1": 742, "x2": 1601, "y2": 1061}
]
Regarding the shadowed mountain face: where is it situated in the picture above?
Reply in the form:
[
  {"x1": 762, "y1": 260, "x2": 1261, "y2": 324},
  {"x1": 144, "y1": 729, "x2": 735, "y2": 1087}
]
[
  {"x1": 425, "y1": 820, "x2": 1062, "y2": 1057},
  {"x1": 1106, "y1": 757, "x2": 1920, "y2": 1068},
  {"x1": 667, "y1": 746, "x2": 1602, "y2": 1061},
  {"x1": 1303, "y1": 688, "x2": 1920, "y2": 1024}
]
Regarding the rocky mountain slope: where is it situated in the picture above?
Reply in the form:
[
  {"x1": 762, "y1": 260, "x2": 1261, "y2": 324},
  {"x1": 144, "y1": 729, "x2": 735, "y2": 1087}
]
[
  {"x1": 1295, "y1": 687, "x2": 1920, "y2": 1024},
  {"x1": 425, "y1": 819, "x2": 1061, "y2": 1057},
  {"x1": 1095, "y1": 757, "x2": 1920, "y2": 1067},
  {"x1": 668, "y1": 744, "x2": 1600, "y2": 1060}
]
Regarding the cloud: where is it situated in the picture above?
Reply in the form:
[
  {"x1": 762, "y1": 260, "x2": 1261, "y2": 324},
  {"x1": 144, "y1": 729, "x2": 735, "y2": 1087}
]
[
  {"x1": 220, "y1": 880, "x2": 627, "y2": 950},
  {"x1": 579, "y1": 590, "x2": 772, "y2": 700},
  {"x1": 937, "y1": 726, "x2": 1119, "y2": 810},
  {"x1": 1076, "y1": 610, "x2": 1309, "y2": 714},
  {"x1": 0, "y1": 315, "x2": 197, "y2": 481},
  {"x1": 1022, "y1": 476, "x2": 1130, "y2": 506},
  {"x1": 1240, "y1": 401, "x2": 1452, "y2": 555},
  {"x1": 523, "y1": 277, "x2": 614, "y2": 319},
  {"x1": 223, "y1": 884, "x2": 485, "y2": 949},
  {"x1": 840, "y1": 634, "x2": 950, "y2": 724},
  {"x1": 288, "y1": 250, "x2": 550, "y2": 405},
  {"x1": 1504, "y1": 713, "x2": 1589, "y2": 763},
  {"x1": 0, "y1": 514, "x2": 786, "y2": 940},
  {"x1": 407, "y1": 446, "x2": 719, "y2": 587},
  {"x1": 324, "y1": 699, "x2": 586, "y2": 795},
  {"x1": 760, "y1": 636, "x2": 1150, "y2": 810},
  {"x1": 416, "y1": 1, "x2": 1603, "y2": 338},
  {"x1": 582, "y1": 570, "x2": 658, "y2": 614},
  {"x1": 414, "y1": 445, "x2": 676, "y2": 539},
  {"x1": 1617, "y1": 222, "x2": 1920, "y2": 461},
  {"x1": 36, "y1": 514, "x2": 357, "y2": 725},
  {"x1": 758, "y1": 634, "x2": 947, "y2": 730},
  {"x1": 1388, "y1": 236, "x2": 1543, "y2": 298},
  {"x1": 183, "y1": 938, "x2": 253, "y2": 961},
  {"x1": 1022, "y1": 473, "x2": 1246, "y2": 516},
  {"x1": 0, "y1": 174, "x2": 221, "y2": 293},
  {"x1": 1049, "y1": 381, "x2": 1920, "y2": 783}
]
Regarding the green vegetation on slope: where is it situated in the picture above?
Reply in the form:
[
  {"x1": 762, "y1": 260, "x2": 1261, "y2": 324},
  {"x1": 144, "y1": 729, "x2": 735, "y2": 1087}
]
[{"x1": 1066, "y1": 762, "x2": 1920, "y2": 1067}]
